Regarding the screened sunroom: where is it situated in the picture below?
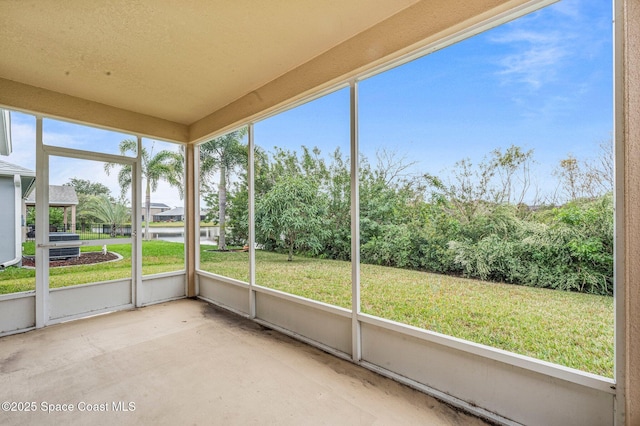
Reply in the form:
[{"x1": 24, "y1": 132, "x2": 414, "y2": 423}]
[{"x1": 0, "y1": 1, "x2": 638, "y2": 425}]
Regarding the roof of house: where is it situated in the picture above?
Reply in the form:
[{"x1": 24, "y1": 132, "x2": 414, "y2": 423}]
[
  {"x1": 143, "y1": 203, "x2": 171, "y2": 209},
  {"x1": 154, "y1": 207, "x2": 185, "y2": 217},
  {"x1": 0, "y1": 159, "x2": 36, "y2": 198},
  {"x1": 25, "y1": 185, "x2": 79, "y2": 206},
  {"x1": 0, "y1": 159, "x2": 34, "y2": 177}
]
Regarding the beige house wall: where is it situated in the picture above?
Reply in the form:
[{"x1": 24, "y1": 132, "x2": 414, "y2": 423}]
[{"x1": 624, "y1": 1, "x2": 640, "y2": 424}]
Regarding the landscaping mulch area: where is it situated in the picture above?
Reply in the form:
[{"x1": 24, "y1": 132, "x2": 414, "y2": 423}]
[{"x1": 21, "y1": 252, "x2": 119, "y2": 268}]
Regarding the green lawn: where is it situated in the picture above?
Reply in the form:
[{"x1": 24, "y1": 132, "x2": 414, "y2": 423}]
[
  {"x1": 201, "y1": 250, "x2": 614, "y2": 377},
  {"x1": 1, "y1": 241, "x2": 185, "y2": 293},
  {"x1": 1, "y1": 244, "x2": 613, "y2": 377}
]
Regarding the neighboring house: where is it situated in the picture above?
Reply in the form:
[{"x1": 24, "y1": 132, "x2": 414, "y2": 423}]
[
  {"x1": 152, "y1": 207, "x2": 206, "y2": 222},
  {"x1": 0, "y1": 160, "x2": 35, "y2": 268},
  {"x1": 24, "y1": 185, "x2": 79, "y2": 232},
  {"x1": 142, "y1": 202, "x2": 171, "y2": 222}
]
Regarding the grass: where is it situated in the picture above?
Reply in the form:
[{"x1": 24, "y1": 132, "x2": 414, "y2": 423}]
[
  {"x1": 1, "y1": 245, "x2": 613, "y2": 377},
  {"x1": 200, "y1": 250, "x2": 613, "y2": 377},
  {"x1": 1, "y1": 241, "x2": 185, "y2": 293}
]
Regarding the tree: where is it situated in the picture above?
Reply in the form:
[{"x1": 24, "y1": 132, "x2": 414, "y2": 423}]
[
  {"x1": 491, "y1": 145, "x2": 534, "y2": 205},
  {"x1": 585, "y1": 139, "x2": 614, "y2": 195},
  {"x1": 554, "y1": 155, "x2": 583, "y2": 201},
  {"x1": 26, "y1": 207, "x2": 64, "y2": 227},
  {"x1": 64, "y1": 178, "x2": 111, "y2": 197},
  {"x1": 199, "y1": 128, "x2": 247, "y2": 250},
  {"x1": 255, "y1": 176, "x2": 327, "y2": 261},
  {"x1": 83, "y1": 195, "x2": 130, "y2": 237},
  {"x1": 64, "y1": 178, "x2": 112, "y2": 225},
  {"x1": 553, "y1": 141, "x2": 614, "y2": 203},
  {"x1": 104, "y1": 140, "x2": 183, "y2": 240},
  {"x1": 424, "y1": 145, "x2": 535, "y2": 222},
  {"x1": 226, "y1": 145, "x2": 269, "y2": 246}
]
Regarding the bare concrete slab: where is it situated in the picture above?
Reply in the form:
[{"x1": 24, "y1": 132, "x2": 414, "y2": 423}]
[{"x1": 0, "y1": 299, "x2": 489, "y2": 425}]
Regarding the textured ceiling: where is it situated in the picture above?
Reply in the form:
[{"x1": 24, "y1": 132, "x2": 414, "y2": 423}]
[{"x1": 0, "y1": 0, "x2": 417, "y2": 125}]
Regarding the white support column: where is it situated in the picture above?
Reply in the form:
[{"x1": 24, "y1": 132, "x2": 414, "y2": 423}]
[
  {"x1": 133, "y1": 136, "x2": 143, "y2": 306},
  {"x1": 193, "y1": 143, "x2": 201, "y2": 295},
  {"x1": 35, "y1": 116, "x2": 49, "y2": 328},
  {"x1": 185, "y1": 143, "x2": 197, "y2": 297},
  {"x1": 350, "y1": 80, "x2": 361, "y2": 361},
  {"x1": 248, "y1": 123, "x2": 256, "y2": 318}
]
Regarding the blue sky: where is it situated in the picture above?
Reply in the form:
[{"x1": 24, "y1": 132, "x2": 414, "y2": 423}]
[
  {"x1": 7, "y1": 115, "x2": 183, "y2": 206},
  {"x1": 257, "y1": 0, "x2": 613, "y2": 202},
  {"x1": 7, "y1": 0, "x2": 612, "y2": 206}
]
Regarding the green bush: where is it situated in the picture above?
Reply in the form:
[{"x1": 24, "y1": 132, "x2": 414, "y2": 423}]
[
  {"x1": 447, "y1": 196, "x2": 613, "y2": 295},
  {"x1": 244, "y1": 145, "x2": 613, "y2": 295}
]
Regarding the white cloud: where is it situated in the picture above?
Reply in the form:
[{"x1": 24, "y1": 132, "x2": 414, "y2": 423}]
[
  {"x1": 497, "y1": 44, "x2": 566, "y2": 89},
  {"x1": 490, "y1": 27, "x2": 570, "y2": 89},
  {"x1": 488, "y1": 0, "x2": 592, "y2": 91},
  {"x1": 551, "y1": 0, "x2": 583, "y2": 20}
]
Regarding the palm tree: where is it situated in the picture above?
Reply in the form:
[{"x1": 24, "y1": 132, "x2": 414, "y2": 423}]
[
  {"x1": 83, "y1": 195, "x2": 130, "y2": 237},
  {"x1": 104, "y1": 140, "x2": 183, "y2": 240},
  {"x1": 199, "y1": 128, "x2": 247, "y2": 250}
]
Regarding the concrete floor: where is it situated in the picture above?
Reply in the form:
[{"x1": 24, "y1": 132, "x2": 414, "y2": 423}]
[{"x1": 0, "y1": 299, "x2": 490, "y2": 425}]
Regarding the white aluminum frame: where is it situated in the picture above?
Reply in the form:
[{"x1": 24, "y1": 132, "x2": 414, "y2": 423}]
[
  {"x1": 349, "y1": 79, "x2": 361, "y2": 362},
  {"x1": 248, "y1": 123, "x2": 257, "y2": 318},
  {"x1": 34, "y1": 116, "x2": 48, "y2": 327},
  {"x1": 133, "y1": 137, "x2": 143, "y2": 306},
  {"x1": 612, "y1": 0, "x2": 625, "y2": 422},
  {"x1": 34, "y1": 124, "x2": 141, "y2": 325}
]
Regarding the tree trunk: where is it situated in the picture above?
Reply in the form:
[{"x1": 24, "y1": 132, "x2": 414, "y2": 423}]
[
  {"x1": 218, "y1": 165, "x2": 227, "y2": 250},
  {"x1": 288, "y1": 241, "x2": 293, "y2": 262},
  {"x1": 145, "y1": 180, "x2": 151, "y2": 241}
]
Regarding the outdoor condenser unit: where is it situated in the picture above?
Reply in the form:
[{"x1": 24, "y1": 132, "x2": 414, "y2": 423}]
[{"x1": 49, "y1": 232, "x2": 80, "y2": 260}]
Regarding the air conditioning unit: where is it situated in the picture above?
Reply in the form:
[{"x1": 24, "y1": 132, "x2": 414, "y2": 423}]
[{"x1": 49, "y1": 232, "x2": 80, "y2": 259}]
